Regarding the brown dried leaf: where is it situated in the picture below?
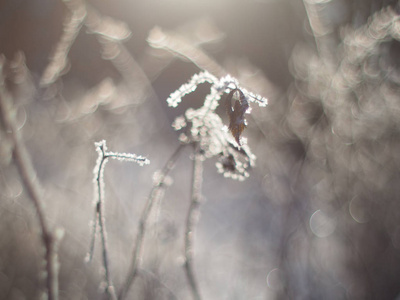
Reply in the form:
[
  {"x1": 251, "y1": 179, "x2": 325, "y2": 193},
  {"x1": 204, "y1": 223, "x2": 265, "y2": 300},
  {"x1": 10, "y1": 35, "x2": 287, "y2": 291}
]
[{"x1": 226, "y1": 89, "x2": 249, "y2": 145}]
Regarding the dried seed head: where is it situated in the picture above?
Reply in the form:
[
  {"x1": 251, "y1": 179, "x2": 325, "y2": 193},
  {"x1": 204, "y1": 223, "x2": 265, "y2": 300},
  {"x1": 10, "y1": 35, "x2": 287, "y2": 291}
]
[{"x1": 167, "y1": 72, "x2": 267, "y2": 180}]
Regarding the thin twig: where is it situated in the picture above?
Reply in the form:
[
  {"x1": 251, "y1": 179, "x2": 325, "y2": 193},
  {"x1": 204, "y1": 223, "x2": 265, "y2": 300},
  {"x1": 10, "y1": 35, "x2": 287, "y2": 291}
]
[
  {"x1": 119, "y1": 144, "x2": 186, "y2": 300},
  {"x1": 94, "y1": 144, "x2": 118, "y2": 300},
  {"x1": 99, "y1": 205, "x2": 117, "y2": 300},
  {"x1": 87, "y1": 203, "x2": 99, "y2": 263},
  {"x1": 184, "y1": 143, "x2": 203, "y2": 300},
  {"x1": 89, "y1": 141, "x2": 149, "y2": 300},
  {"x1": 0, "y1": 65, "x2": 60, "y2": 300},
  {"x1": 89, "y1": 140, "x2": 149, "y2": 299}
]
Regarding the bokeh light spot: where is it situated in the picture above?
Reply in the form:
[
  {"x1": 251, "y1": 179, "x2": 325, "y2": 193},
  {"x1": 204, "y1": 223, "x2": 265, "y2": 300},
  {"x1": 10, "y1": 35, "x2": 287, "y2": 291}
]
[
  {"x1": 309, "y1": 209, "x2": 336, "y2": 238},
  {"x1": 349, "y1": 196, "x2": 370, "y2": 223},
  {"x1": 266, "y1": 268, "x2": 284, "y2": 291}
]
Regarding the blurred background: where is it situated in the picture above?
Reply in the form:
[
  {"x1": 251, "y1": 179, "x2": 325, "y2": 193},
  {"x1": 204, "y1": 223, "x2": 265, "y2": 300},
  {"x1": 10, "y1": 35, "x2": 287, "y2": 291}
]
[{"x1": 1, "y1": 0, "x2": 400, "y2": 299}]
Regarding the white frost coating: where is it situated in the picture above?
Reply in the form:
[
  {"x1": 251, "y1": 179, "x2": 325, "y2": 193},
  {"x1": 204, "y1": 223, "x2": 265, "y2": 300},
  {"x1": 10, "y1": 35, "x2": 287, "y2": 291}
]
[
  {"x1": 94, "y1": 140, "x2": 150, "y2": 166},
  {"x1": 93, "y1": 140, "x2": 109, "y2": 205},
  {"x1": 167, "y1": 71, "x2": 268, "y2": 109},
  {"x1": 172, "y1": 115, "x2": 187, "y2": 130},
  {"x1": 182, "y1": 105, "x2": 256, "y2": 180},
  {"x1": 166, "y1": 71, "x2": 218, "y2": 107},
  {"x1": 107, "y1": 151, "x2": 150, "y2": 166},
  {"x1": 203, "y1": 86, "x2": 222, "y2": 111},
  {"x1": 92, "y1": 140, "x2": 150, "y2": 206}
]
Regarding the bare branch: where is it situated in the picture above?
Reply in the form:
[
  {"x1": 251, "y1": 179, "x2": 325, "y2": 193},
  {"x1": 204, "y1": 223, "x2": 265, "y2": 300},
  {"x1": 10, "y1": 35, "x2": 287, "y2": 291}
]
[{"x1": 0, "y1": 58, "x2": 61, "y2": 300}]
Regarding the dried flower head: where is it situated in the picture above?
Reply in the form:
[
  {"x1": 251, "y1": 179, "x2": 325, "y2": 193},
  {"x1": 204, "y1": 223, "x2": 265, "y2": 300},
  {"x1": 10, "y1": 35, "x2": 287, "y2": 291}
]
[{"x1": 167, "y1": 71, "x2": 267, "y2": 180}]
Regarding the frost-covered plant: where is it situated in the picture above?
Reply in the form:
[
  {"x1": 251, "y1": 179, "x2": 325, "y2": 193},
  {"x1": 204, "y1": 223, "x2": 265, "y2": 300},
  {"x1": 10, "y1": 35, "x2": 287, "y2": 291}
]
[
  {"x1": 88, "y1": 140, "x2": 149, "y2": 300},
  {"x1": 169, "y1": 71, "x2": 268, "y2": 180}
]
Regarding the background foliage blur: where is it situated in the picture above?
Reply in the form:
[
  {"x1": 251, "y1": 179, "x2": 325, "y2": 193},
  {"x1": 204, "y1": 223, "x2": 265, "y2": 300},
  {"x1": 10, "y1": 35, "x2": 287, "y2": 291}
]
[{"x1": 1, "y1": 0, "x2": 400, "y2": 299}]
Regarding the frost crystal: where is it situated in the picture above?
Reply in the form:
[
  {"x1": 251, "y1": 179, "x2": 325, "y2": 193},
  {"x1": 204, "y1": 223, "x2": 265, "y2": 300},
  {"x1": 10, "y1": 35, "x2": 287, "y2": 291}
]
[{"x1": 172, "y1": 115, "x2": 187, "y2": 130}]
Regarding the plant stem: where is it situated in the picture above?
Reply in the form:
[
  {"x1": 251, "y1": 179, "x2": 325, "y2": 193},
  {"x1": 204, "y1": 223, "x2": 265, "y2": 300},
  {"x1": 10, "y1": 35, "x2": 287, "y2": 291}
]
[
  {"x1": 119, "y1": 144, "x2": 185, "y2": 300},
  {"x1": 94, "y1": 145, "x2": 117, "y2": 300},
  {"x1": 0, "y1": 72, "x2": 59, "y2": 300},
  {"x1": 184, "y1": 143, "x2": 203, "y2": 300}
]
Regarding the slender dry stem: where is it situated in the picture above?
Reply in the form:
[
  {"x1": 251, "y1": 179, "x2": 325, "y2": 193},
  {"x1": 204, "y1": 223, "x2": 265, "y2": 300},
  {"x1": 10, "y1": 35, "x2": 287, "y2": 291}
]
[
  {"x1": 0, "y1": 67, "x2": 60, "y2": 300},
  {"x1": 93, "y1": 144, "x2": 118, "y2": 300},
  {"x1": 184, "y1": 143, "x2": 203, "y2": 300},
  {"x1": 89, "y1": 140, "x2": 149, "y2": 299},
  {"x1": 119, "y1": 144, "x2": 186, "y2": 300},
  {"x1": 87, "y1": 204, "x2": 99, "y2": 263}
]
